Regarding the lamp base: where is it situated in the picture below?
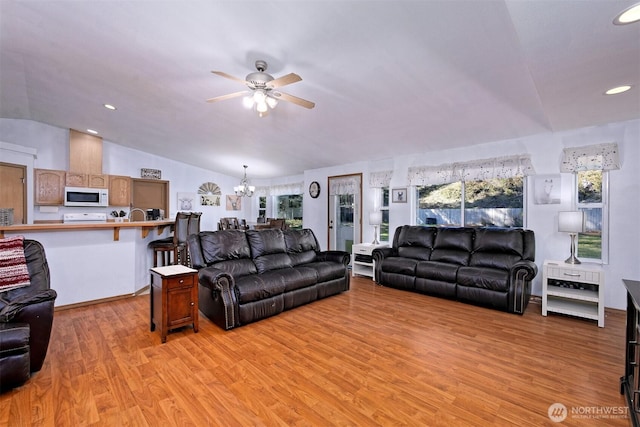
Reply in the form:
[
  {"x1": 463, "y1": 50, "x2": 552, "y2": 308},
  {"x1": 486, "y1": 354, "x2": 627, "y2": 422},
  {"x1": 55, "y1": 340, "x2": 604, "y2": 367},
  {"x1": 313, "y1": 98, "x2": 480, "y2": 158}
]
[
  {"x1": 564, "y1": 233, "x2": 581, "y2": 264},
  {"x1": 564, "y1": 254, "x2": 582, "y2": 265},
  {"x1": 371, "y1": 225, "x2": 379, "y2": 245}
]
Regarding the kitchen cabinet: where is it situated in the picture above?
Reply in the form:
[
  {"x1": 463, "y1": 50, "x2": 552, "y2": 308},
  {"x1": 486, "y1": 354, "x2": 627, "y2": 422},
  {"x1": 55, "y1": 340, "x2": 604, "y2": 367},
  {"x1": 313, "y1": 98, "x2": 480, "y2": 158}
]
[
  {"x1": 34, "y1": 168, "x2": 65, "y2": 205},
  {"x1": 65, "y1": 173, "x2": 109, "y2": 188},
  {"x1": 69, "y1": 129, "x2": 102, "y2": 174},
  {"x1": 109, "y1": 175, "x2": 131, "y2": 206}
]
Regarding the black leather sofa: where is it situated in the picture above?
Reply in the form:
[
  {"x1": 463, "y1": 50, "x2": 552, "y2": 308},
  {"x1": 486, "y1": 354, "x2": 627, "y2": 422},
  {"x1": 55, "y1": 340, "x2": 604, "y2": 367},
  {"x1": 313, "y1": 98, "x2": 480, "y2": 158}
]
[
  {"x1": 372, "y1": 226, "x2": 537, "y2": 314},
  {"x1": 0, "y1": 239, "x2": 57, "y2": 392},
  {"x1": 188, "y1": 228, "x2": 350, "y2": 329}
]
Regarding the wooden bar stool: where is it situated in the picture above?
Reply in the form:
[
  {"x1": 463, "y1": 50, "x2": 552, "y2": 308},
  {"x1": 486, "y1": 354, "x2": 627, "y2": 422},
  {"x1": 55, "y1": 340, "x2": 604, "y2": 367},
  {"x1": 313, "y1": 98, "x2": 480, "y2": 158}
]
[{"x1": 148, "y1": 212, "x2": 191, "y2": 267}]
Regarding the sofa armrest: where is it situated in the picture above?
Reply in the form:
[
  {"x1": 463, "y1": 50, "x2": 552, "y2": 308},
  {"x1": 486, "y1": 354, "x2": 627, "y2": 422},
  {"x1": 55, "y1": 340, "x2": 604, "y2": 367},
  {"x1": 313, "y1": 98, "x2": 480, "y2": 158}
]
[
  {"x1": 507, "y1": 260, "x2": 538, "y2": 314},
  {"x1": 509, "y1": 260, "x2": 538, "y2": 281},
  {"x1": 0, "y1": 289, "x2": 57, "y2": 322},
  {"x1": 372, "y1": 247, "x2": 396, "y2": 263},
  {"x1": 198, "y1": 266, "x2": 234, "y2": 292},
  {"x1": 317, "y1": 250, "x2": 351, "y2": 266}
]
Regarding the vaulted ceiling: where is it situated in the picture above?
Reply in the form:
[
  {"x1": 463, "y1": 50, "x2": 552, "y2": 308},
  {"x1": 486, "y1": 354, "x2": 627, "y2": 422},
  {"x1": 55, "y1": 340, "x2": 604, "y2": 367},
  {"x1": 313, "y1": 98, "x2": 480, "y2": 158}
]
[{"x1": 1, "y1": 1, "x2": 638, "y2": 179}]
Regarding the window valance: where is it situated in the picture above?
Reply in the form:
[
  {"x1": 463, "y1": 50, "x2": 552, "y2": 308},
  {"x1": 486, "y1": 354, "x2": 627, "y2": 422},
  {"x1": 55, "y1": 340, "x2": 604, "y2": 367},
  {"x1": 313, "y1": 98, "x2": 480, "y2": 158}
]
[
  {"x1": 329, "y1": 176, "x2": 361, "y2": 195},
  {"x1": 408, "y1": 154, "x2": 534, "y2": 186},
  {"x1": 254, "y1": 186, "x2": 269, "y2": 198},
  {"x1": 369, "y1": 170, "x2": 393, "y2": 188},
  {"x1": 560, "y1": 143, "x2": 620, "y2": 172},
  {"x1": 269, "y1": 182, "x2": 304, "y2": 196}
]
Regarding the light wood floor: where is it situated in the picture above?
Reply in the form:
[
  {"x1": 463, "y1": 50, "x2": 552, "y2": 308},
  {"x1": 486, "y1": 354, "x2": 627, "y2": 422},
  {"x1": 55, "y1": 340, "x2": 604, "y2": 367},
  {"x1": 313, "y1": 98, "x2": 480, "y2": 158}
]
[{"x1": 0, "y1": 277, "x2": 630, "y2": 426}]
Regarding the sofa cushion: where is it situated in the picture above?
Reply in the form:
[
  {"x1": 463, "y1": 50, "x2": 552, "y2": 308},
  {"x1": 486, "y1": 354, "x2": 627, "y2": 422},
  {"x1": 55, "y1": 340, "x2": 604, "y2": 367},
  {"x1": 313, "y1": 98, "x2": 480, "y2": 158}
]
[
  {"x1": 284, "y1": 229, "x2": 320, "y2": 266},
  {"x1": 380, "y1": 257, "x2": 418, "y2": 275},
  {"x1": 234, "y1": 271, "x2": 287, "y2": 303},
  {"x1": 430, "y1": 228, "x2": 474, "y2": 266},
  {"x1": 395, "y1": 226, "x2": 436, "y2": 261},
  {"x1": 246, "y1": 229, "x2": 293, "y2": 273},
  {"x1": 457, "y1": 266, "x2": 509, "y2": 292},
  {"x1": 200, "y1": 231, "x2": 251, "y2": 265},
  {"x1": 469, "y1": 229, "x2": 524, "y2": 270},
  {"x1": 300, "y1": 262, "x2": 346, "y2": 282},
  {"x1": 415, "y1": 261, "x2": 459, "y2": 282},
  {"x1": 210, "y1": 259, "x2": 257, "y2": 278}
]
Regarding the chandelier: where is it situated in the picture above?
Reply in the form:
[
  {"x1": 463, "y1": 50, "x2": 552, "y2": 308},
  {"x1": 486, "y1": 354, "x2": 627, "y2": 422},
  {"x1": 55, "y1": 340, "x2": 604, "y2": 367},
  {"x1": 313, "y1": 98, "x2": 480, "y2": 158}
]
[{"x1": 234, "y1": 165, "x2": 255, "y2": 197}]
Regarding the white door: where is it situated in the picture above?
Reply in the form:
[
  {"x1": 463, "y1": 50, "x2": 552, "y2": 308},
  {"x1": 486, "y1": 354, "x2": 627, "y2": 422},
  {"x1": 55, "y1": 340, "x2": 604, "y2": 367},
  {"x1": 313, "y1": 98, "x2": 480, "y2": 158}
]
[{"x1": 328, "y1": 174, "x2": 362, "y2": 254}]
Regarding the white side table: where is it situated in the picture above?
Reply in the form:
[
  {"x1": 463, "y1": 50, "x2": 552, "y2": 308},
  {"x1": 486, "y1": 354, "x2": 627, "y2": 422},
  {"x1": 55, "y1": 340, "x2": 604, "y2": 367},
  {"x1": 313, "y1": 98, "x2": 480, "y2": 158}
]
[
  {"x1": 542, "y1": 260, "x2": 605, "y2": 327},
  {"x1": 352, "y1": 243, "x2": 388, "y2": 280}
]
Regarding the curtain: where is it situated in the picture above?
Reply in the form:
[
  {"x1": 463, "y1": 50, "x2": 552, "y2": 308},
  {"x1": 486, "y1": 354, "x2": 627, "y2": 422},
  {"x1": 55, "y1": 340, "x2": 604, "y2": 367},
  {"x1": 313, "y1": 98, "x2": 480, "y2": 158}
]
[
  {"x1": 254, "y1": 186, "x2": 269, "y2": 197},
  {"x1": 269, "y1": 182, "x2": 304, "y2": 196},
  {"x1": 408, "y1": 154, "x2": 534, "y2": 186},
  {"x1": 329, "y1": 176, "x2": 360, "y2": 195},
  {"x1": 369, "y1": 170, "x2": 393, "y2": 188},
  {"x1": 560, "y1": 143, "x2": 620, "y2": 172}
]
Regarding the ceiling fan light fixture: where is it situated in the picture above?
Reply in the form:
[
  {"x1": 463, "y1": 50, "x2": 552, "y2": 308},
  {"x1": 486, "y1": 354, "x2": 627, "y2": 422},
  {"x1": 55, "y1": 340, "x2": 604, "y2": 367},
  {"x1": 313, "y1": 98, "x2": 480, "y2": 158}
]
[
  {"x1": 266, "y1": 96, "x2": 278, "y2": 109},
  {"x1": 614, "y1": 2, "x2": 640, "y2": 24},
  {"x1": 242, "y1": 95, "x2": 254, "y2": 109},
  {"x1": 253, "y1": 89, "x2": 267, "y2": 103},
  {"x1": 256, "y1": 101, "x2": 268, "y2": 113}
]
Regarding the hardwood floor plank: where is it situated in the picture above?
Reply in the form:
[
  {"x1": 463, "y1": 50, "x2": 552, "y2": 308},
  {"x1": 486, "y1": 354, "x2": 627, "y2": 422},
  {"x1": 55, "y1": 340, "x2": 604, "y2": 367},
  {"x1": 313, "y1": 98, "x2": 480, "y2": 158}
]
[{"x1": 0, "y1": 277, "x2": 630, "y2": 426}]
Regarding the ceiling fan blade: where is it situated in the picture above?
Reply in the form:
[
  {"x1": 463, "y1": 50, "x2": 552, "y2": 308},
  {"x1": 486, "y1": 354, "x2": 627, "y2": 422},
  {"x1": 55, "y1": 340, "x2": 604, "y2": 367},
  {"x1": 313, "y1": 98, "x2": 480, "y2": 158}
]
[
  {"x1": 206, "y1": 91, "x2": 249, "y2": 103},
  {"x1": 273, "y1": 91, "x2": 315, "y2": 109},
  {"x1": 211, "y1": 71, "x2": 247, "y2": 85},
  {"x1": 268, "y1": 73, "x2": 302, "y2": 89}
]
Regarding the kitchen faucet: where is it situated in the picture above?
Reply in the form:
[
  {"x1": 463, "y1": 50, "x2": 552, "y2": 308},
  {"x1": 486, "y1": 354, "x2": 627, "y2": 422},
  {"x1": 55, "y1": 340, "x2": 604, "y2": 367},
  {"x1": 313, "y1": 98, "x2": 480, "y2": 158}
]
[{"x1": 128, "y1": 208, "x2": 147, "y2": 221}]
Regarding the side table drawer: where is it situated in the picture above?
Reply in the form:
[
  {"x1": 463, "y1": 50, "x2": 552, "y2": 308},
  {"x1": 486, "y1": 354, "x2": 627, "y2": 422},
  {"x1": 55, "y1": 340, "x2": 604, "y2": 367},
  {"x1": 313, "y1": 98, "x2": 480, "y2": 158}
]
[
  {"x1": 546, "y1": 266, "x2": 601, "y2": 284},
  {"x1": 354, "y1": 246, "x2": 374, "y2": 256},
  {"x1": 166, "y1": 274, "x2": 195, "y2": 290}
]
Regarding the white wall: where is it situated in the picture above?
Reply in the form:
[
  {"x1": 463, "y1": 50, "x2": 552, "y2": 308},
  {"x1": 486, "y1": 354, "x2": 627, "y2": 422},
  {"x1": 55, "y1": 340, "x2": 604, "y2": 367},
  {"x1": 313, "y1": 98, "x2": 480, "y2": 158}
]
[
  {"x1": 2, "y1": 118, "x2": 638, "y2": 309},
  {"x1": 302, "y1": 119, "x2": 640, "y2": 310}
]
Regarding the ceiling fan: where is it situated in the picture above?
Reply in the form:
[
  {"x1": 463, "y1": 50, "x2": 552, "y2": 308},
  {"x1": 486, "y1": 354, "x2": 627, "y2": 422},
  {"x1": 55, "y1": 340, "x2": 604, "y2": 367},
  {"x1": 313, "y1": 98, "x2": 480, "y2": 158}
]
[{"x1": 206, "y1": 60, "x2": 315, "y2": 116}]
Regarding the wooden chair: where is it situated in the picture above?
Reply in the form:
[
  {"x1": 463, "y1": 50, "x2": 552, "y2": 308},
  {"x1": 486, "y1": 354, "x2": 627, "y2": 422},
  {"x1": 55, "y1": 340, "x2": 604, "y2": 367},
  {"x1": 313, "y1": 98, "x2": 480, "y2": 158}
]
[{"x1": 149, "y1": 212, "x2": 191, "y2": 267}]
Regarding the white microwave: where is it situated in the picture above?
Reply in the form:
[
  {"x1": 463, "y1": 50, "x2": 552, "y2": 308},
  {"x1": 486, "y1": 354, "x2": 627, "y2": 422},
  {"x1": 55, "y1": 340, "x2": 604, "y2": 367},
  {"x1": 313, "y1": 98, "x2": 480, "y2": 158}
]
[{"x1": 64, "y1": 187, "x2": 109, "y2": 207}]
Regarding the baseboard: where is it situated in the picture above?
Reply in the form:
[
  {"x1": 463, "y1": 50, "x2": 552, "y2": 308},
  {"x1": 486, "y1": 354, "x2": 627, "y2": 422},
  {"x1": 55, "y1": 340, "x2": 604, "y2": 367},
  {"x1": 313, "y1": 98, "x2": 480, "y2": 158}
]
[{"x1": 55, "y1": 285, "x2": 150, "y2": 311}]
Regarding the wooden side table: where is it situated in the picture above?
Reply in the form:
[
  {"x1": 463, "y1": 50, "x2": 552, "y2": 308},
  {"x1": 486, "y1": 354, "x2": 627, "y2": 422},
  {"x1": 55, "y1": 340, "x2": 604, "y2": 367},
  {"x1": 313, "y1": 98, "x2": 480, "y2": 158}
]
[{"x1": 150, "y1": 265, "x2": 199, "y2": 343}]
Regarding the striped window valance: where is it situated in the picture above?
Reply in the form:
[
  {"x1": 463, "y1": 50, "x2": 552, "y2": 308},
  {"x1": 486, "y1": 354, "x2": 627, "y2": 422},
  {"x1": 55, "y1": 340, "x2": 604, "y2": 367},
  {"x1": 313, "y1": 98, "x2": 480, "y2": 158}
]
[
  {"x1": 408, "y1": 154, "x2": 534, "y2": 186},
  {"x1": 369, "y1": 170, "x2": 393, "y2": 188},
  {"x1": 561, "y1": 143, "x2": 620, "y2": 172}
]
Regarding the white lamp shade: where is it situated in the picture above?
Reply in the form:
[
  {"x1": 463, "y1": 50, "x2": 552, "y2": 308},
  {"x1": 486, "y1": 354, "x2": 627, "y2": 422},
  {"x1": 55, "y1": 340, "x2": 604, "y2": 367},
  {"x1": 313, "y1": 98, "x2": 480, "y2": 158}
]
[
  {"x1": 558, "y1": 211, "x2": 584, "y2": 233},
  {"x1": 369, "y1": 211, "x2": 383, "y2": 226}
]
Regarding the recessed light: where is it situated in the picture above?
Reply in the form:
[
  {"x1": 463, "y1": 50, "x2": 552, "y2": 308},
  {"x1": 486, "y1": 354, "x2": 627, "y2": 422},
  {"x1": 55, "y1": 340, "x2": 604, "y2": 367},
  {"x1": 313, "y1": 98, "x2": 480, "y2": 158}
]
[
  {"x1": 613, "y1": 2, "x2": 640, "y2": 25},
  {"x1": 605, "y1": 85, "x2": 632, "y2": 95},
  {"x1": 86, "y1": 129, "x2": 99, "y2": 135},
  {"x1": 103, "y1": 104, "x2": 117, "y2": 110}
]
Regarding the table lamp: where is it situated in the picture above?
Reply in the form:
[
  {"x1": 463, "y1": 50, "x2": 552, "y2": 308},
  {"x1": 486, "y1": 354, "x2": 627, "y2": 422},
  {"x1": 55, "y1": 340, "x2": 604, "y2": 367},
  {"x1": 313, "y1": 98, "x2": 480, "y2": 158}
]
[
  {"x1": 558, "y1": 211, "x2": 585, "y2": 264},
  {"x1": 369, "y1": 211, "x2": 383, "y2": 245}
]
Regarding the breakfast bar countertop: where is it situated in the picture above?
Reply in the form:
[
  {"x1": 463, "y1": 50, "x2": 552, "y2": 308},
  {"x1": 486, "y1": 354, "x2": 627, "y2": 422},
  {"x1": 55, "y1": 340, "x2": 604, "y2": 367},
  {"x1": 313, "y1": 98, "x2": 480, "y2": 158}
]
[{"x1": 0, "y1": 219, "x2": 174, "y2": 241}]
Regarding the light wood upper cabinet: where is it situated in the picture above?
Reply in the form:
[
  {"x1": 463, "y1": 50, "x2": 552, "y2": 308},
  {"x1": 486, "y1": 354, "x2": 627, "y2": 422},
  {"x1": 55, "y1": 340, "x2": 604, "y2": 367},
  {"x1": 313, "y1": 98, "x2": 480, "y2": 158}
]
[
  {"x1": 88, "y1": 174, "x2": 109, "y2": 188},
  {"x1": 34, "y1": 168, "x2": 65, "y2": 205},
  {"x1": 69, "y1": 129, "x2": 102, "y2": 174},
  {"x1": 65, "y1": 173, "x2": 109, "y2": 188},
  {"x1": 109, "y1": 175, "x2": 131, "y2": 207}
]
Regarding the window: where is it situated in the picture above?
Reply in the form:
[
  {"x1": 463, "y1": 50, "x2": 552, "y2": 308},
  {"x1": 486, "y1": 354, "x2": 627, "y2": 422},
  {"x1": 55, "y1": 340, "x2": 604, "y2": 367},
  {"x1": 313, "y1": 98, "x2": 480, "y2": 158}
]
[
  {"x1": 416, "y1": 182, "x2": 462, "y2": 226},
  {"x1": 276, "y1": 194, "x2": 303, "y2": 229},
  {"x1": 464, "y1": 177, "x2": 523, "y2": 227},
  {"x1": 258, "y1": 196, "x2": 267, "y2": 223},
  {"x1": 380, "y1": 187, "x2": 389, "y2": 241},
  {"x1": 416, "y1": 177, "x2": 524, "y2": 228},
  {"x1": 576, "y1": 170, "x2": 608, "y2": 262}
]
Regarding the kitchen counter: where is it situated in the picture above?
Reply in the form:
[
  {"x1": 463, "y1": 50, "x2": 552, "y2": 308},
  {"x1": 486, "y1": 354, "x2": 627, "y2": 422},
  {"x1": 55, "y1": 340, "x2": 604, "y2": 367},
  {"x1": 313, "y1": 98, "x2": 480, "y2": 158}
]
[{"x1": 0, "y1": 219, "x2": 174, "y2": 241}]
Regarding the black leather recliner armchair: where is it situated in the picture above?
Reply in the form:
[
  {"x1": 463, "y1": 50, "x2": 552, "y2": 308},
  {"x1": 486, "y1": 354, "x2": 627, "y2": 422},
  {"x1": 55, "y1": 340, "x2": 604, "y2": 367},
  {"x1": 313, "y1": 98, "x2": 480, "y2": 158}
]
[{"x1": 0, "y1": 239, "x2": 57, "y2": 392}]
